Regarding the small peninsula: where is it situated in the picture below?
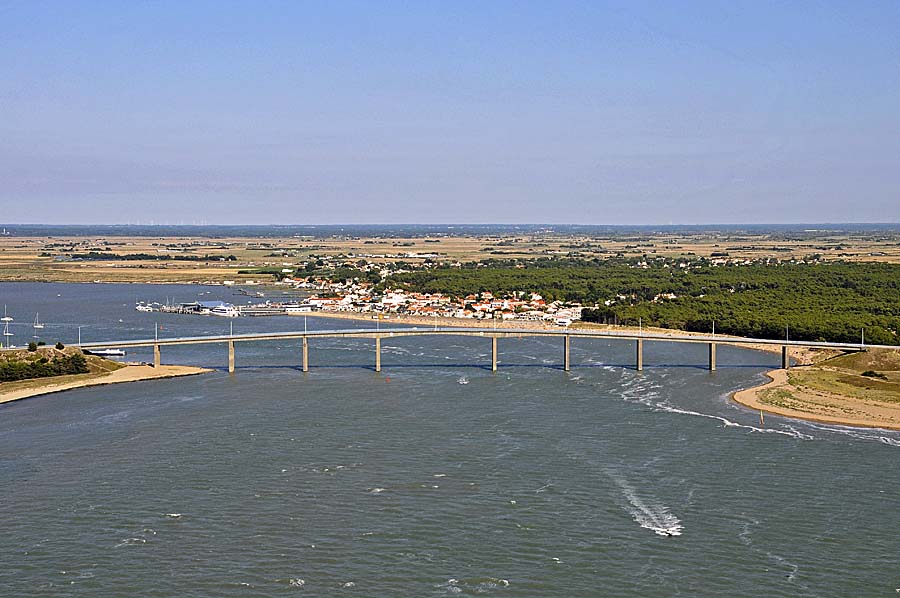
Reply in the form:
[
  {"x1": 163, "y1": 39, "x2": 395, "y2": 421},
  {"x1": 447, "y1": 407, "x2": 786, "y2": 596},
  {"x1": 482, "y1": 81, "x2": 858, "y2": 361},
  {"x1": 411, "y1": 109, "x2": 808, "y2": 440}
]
[{"x1": 0, "y1": 346, "x2": 209, "y2": 405}]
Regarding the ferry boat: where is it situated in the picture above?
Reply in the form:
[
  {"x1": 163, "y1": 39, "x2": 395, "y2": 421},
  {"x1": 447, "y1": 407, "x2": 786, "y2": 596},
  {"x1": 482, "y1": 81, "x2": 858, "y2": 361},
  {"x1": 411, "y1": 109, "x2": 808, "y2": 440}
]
[
  {"x1": 83, "y1": 348, "x2": 127, "y2": 357},
  {"x1": 210, "y1": 305, "x2": 240, "y2": 318}
]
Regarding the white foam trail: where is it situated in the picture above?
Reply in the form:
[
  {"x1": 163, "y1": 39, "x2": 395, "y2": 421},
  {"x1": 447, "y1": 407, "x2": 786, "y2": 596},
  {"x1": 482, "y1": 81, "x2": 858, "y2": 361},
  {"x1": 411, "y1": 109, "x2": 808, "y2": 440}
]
[
  {"x1": 798, "y1": 422, "x2": 900, "y2": 447},
  {"x1": 767, "y1": 552, "x2": 800, "y2": 582},
  {"x1": 615, "y1": 380, "x2": 813, "y2": 440},
  {"x1": 738, "y1": 517, "x2": 809, "y2": 590},
  {"x1": 657, "y1": 403, "x2": 813, "y2": 440},
  {"x1": 608, "y1": 472, "x2": 683, "y2": 537}
]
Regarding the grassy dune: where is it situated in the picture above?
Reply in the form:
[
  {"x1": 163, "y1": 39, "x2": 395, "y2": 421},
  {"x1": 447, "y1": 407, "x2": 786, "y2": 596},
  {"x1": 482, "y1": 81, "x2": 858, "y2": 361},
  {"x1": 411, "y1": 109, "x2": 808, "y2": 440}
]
[{"x1": 736, "y1": 348, "x2": 900, "y2": 429}]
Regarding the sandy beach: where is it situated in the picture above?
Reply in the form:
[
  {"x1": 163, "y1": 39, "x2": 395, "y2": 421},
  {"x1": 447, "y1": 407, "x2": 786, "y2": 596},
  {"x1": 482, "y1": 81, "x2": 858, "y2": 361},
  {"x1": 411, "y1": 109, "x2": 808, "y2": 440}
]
[
  {"x1": 0, "y1": 364, "x2": 211, "y2": 405},
  {"x1": 732, "y1": 368, "x2": 900, "y2": 431}
]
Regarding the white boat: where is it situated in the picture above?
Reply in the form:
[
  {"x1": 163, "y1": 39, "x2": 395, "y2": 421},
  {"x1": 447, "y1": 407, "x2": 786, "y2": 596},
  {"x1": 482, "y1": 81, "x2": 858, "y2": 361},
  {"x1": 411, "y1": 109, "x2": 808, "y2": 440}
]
[
  {"x1": 33, "y1": 313, "x2": 44, "y2": 330},
  {"x1": 135, "y1": 303, "x2": 154, "y2": 312},
  {"x1": 1, "y1": 305, "x2": 12, "y2": 323},
  {"x1": 83, "y1": 348, "x2": 127, "y2": 357},
  {"x1": 210, "y1": 305, "x2": 240, "y2": 318},
  {"x1": 2, "y1": 321, "x2": 13, "y2": 349}
]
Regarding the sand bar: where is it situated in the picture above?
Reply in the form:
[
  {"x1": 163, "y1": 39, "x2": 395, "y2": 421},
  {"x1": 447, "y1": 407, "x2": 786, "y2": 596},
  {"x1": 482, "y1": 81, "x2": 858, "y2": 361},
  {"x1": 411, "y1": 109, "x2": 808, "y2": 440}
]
[
  {"x1": 733, "y1": 368, "x2": 900, "y2": 431},
  {"x1": 0, "y1": 364, "x2": 211, "y2": 405}
]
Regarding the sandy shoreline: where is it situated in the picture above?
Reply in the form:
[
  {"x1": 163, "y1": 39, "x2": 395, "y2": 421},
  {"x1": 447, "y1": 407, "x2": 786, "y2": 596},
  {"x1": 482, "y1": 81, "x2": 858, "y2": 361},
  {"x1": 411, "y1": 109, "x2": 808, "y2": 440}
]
[
  {"x1": 732, "y1": 368, "x2": 900, "y2": 431},
  {"x1": 0, "y1": 364, "x2": 211, "y2": 405}
]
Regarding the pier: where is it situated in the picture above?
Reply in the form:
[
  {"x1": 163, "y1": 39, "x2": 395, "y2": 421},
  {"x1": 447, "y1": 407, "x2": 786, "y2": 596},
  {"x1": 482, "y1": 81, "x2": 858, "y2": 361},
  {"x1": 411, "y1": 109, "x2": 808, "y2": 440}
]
[{"x1": 70, "y1": 327, "x2": 876, "y2": 373}]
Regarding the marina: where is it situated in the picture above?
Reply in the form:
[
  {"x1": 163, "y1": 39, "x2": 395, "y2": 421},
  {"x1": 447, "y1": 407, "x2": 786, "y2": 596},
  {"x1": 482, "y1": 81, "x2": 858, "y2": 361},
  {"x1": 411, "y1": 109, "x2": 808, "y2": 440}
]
[{"x1": 141, "y1": 300, "x2": 313, "y2": 317}]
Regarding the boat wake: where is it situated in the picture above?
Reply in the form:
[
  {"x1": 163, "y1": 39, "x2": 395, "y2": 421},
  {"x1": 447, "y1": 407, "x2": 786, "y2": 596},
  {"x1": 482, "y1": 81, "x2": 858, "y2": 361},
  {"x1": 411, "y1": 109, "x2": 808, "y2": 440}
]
[
  {"x1": 738, "y1": 517, "x2": 810, "y2": 590},
  {"x1": 608, "y1": 471, "x2": 683, "y2": 537}
]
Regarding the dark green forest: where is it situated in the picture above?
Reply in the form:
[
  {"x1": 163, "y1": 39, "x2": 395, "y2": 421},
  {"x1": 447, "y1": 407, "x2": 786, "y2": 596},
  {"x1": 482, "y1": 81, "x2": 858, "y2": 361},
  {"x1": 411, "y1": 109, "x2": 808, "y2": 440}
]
[
  {"x1": 389, "y1": 261, "x2": 900, "y2": 345},
  {"x1": 0, "y1": 353, "x2": 89, "y2": 382}
]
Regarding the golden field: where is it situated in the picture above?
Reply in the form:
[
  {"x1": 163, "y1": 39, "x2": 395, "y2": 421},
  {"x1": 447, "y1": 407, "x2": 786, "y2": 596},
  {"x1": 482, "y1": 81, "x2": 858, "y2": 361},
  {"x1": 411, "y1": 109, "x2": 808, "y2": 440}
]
[{"x1": 2, "y1": 229, "x2": 900, "y2": 284}]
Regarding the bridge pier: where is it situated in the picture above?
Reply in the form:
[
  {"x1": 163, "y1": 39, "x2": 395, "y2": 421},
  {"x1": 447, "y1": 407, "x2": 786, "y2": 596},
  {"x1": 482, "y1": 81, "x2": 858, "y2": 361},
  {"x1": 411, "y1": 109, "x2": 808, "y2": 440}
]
[
  {"x1": 302, "y1": 337, "x2": 309, "y2": 372},
  {"x1": 228, "y1": 340, "x2": 235, "y2": 373},
  {"x1": 709, "y1": 342, "x2": 717, "y2": 371},
  {"x1": 636, "y1": 338, "x2": 643, "y2": 371},
  {"x1": 782, "y1": 346, "x2": 790, "y2": 369},
  {"x1": 153, "y1": 343, "x2": 160, "y2": 368},
  {"x1": 491, "y1": 337, "x2": 498, "y2": 372},
  {"x1": 564, "y1": 335, "x2": 570, "y2": 371},
  {"x1": 375, "y1": 336, "x2": 381, "y2": 372}
]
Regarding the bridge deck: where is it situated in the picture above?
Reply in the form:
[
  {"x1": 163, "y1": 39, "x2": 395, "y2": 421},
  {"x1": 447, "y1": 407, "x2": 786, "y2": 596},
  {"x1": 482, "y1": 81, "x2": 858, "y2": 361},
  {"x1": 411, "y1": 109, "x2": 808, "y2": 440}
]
[{"x1": 71, "y1": 327, "x2": 879, "y2": 351}]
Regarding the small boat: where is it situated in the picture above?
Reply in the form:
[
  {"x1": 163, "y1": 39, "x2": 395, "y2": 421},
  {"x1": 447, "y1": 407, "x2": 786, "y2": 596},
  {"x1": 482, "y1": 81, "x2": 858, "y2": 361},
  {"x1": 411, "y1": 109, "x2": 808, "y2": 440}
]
[
  {"x1": 83, "y1": 348, "x2": 127, "y2": 357},
  {"x1": 33, "y1": 313, "x2": 44, "y2": 330},
  {"x1": 135, "y1": 303, "x2": 154, "y2": 312},
  {"x1": 2, "y1": 321, "x2": 13, "y2": 349}
]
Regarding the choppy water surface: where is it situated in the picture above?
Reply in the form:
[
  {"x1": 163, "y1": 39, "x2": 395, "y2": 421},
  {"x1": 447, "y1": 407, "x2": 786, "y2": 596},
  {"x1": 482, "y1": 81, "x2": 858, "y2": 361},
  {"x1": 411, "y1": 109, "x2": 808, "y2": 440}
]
[{"x1": 1, "y1": 283, "x2": 899, "y2": 596}]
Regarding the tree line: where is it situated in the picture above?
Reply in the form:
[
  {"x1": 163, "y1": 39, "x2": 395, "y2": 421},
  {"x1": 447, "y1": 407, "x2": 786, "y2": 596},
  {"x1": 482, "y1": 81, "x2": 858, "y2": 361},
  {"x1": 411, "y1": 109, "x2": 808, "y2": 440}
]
[
  {"x1": 0, "y1": 353, "x2": 89, "y2": 382},
  {"x1": 389, "y1": 260, "x2": 900, "y2": 345}
]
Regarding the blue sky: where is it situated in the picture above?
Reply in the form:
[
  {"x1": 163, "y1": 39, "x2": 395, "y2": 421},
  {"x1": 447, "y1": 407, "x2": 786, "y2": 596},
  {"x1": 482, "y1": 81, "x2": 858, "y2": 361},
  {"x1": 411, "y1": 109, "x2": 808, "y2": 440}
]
[{"x1": 1, "y1": 1, "x2": 898, "y2": 224}]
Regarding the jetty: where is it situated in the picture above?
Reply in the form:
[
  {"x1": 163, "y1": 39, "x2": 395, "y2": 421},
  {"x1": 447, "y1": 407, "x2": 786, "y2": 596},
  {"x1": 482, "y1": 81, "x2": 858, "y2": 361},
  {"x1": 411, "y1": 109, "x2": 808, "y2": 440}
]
[{"x1": 71, "y1": 327, "x2": 879, "y2": 374}]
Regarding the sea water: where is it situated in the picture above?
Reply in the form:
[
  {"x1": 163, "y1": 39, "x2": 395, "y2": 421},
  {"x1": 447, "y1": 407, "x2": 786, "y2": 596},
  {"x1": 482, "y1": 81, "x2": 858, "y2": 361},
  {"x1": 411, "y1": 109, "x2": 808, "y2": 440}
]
[{"x1": 1, "y1": 282, "x2": 899, "y2": 596}]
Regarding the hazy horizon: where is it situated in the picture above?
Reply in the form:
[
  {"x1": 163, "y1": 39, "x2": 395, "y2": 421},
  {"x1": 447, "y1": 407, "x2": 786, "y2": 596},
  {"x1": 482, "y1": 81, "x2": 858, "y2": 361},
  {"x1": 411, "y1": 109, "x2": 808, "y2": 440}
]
[{"x1": 2, "y1": 1, "x2": 898, "y2": 224}]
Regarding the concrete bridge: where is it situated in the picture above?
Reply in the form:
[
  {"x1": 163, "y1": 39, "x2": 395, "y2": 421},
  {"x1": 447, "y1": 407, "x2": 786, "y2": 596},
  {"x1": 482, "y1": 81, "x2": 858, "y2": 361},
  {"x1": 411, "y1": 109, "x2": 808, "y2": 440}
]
[{"x1": 74, "y1": 327, "x2": 876, "y2": 373}]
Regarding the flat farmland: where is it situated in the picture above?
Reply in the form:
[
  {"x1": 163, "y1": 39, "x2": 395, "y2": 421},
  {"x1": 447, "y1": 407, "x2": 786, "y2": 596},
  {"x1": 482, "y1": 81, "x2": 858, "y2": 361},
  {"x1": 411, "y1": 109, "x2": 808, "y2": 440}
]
[{"x1": 2, "y1": 229, "x2": 900, "y2": 283}]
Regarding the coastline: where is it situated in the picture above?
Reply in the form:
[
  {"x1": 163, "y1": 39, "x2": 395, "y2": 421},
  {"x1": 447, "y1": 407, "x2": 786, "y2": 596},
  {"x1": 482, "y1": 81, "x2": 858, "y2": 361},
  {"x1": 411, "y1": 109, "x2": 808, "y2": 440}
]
[
  {"x1": 3, "y1": 306, "x2": 894, "y2": 430},
  {"x1": 732, "y1": 367, "x2": 900, "y2": 431},
  {"x1": 0, "y1": 364, "x2": 212, "y2": 405}
]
